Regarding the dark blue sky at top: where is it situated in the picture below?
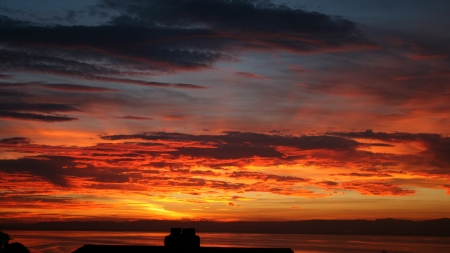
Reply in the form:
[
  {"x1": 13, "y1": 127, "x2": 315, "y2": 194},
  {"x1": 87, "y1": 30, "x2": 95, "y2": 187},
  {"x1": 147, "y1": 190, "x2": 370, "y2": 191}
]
[
  {"x1": 1, "y1": 0, "x2": 450, "y2": 132},
  {"x1": 2, "y1": 0, "x2": 449, "y2": 35}
]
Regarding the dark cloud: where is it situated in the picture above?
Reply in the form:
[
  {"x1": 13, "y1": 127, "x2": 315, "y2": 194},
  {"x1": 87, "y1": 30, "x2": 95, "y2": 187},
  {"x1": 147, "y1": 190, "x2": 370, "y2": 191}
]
[
  {"x1": 0, "y1": 152, "x2": 143, "y2": 187},
  {"x1": 0, "y1": 14, "x2": 29, "y2": 26},
  {"x1": 42, "y1": 84, "x2": 120, "y2": 92},
  {"x1": 229, "y1": 171, "x2": 309, "y2": 182},
  {"x1": 0, "y1": 194, "x2": 75, "y2": 204},
  {"x1": 101, "y1": 131, "x2": 360, "y2": 151},
  {"x1": 0, "y1": 110, "x2": 78, "y2": 122},
  {"x1": 0, "y1": 130, "x2": 445, "y2": 197},
  {"x1": 191, "y1": 170, "x2": 218, "y2": 176},
  {"x1": 174, "y1": 144, "x2": 283, "y2": 159},
  {"x1": 0, "y1": 137, "x2": 31, "y2": 145},
  {"x1": 340, "y1": 181, "x2": 415, "y2": 196},
  {"x1": 0, "y1": 101, "x2": 80, "y2": 122},
  {"x1": 0, "y1": 1, "x2": 375, "y2": 78},
  {"x1": 0, "y1": 102, "x2": 79, "y2": 113},
  {"x1": 426, "y1": 138, "x2": 450, "y2": 169},
  {"x1": 109, "y1": 115, "x2": 154, "y2": 120},
  {"x1": 330, "y1": 130, "x2": 450, "y2": 170},
  {"x1": 333, "y1": 172, "x2": 392, "y2": 177},
  {"x1": 24, "y1": 130, "x2": 438, "y2": 181},
  {"x1": 99, "y1": 0, "x2": 376, "y2": 53},
  {"x1": 89, "y1": 172, "x2": 131, "y2": 183},
  {"x1": 85, "y1": 77, "x2": 207, "y2": 89},
  {"x1": 0, "y1": 81, "x2": 36, "y2": 88},
  {"x1": 96, "y1": 131, "x2": 361, "y2": 164},
  {"x1": 317, "y1": 180, "x2": 339, "y2": 186},
  {"x1": 365, "y1": 143, "x2": 394, "y2": 147},
  {"x1": 330, "y1": 129, "x2": 442, "y2": 142},
  {"x1": 0, "y1": 46, "x2": 126, "y2": 77},
  {"x1": 0, "y1": 17, "x2": 230, "y2": 73},
  {"x1": 65, "y1": 10, "x2": 81, "y2": 23},
  {"x1": 0, "y1": 156, "x2": 75, "y2": 187},
  {"x1": 145, "y1": 162, "x2": 175, "y2": 169},
  {"x1": 0, "y1": 46, "x2": 207, "y2": 89},
  {"x1": 0, "y1": 82, "x2": 120, "y2": 92},
  {"x1": 0, "y1": 89, "x2": 29, "y2": 98},
  {"x1": 84, "y1": 130, "x2": 444, "y2": 183}
]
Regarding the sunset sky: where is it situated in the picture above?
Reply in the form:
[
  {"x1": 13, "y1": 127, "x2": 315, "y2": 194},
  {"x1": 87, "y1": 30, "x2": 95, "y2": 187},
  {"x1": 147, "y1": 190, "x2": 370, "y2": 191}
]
[{"x1": 1, "y1": 0, "x2": 450, "y2": 222}]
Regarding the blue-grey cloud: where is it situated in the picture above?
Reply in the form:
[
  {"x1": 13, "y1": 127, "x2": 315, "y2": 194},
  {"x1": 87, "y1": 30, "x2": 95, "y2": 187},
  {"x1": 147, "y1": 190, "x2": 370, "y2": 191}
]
[
  {"x1": 0, "y1": 1, "x2": 375, "y2": 79},
  {"x1": 0, "y1": 110, "x2": 78, "y2": 122}
]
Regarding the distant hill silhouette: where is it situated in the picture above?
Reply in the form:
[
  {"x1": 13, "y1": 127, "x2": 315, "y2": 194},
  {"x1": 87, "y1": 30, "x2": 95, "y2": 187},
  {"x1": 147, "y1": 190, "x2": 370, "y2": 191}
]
[
  {"x1": 0, "y1": 231, "x2": 30, "y2": 253},
  {"x1": 1, "y1": 218, "x2": 449, "y2": 236}
]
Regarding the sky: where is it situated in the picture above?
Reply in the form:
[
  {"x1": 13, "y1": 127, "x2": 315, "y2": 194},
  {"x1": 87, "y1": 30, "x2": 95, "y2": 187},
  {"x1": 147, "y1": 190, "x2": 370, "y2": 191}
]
[{"x1": 0, "y1": 0, "x2": 449, "y2": 222}]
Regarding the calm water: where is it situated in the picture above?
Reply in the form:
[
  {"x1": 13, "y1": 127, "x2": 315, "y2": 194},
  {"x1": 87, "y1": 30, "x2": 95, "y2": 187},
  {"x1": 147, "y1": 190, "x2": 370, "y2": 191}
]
[{"x1": 4, "y1": 231, "x2": 450, "y2": 253}]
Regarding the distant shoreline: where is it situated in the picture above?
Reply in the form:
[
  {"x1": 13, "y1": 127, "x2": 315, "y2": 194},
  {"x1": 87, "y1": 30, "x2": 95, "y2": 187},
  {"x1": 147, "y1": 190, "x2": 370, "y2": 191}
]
[{"x1": 2, "y1": 218, "x2": 449, "y2": 237}]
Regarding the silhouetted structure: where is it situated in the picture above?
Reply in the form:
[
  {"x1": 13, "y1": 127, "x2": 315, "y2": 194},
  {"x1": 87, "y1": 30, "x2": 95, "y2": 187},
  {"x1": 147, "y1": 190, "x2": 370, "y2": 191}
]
[
  {"x1": 0, "y1": 231, "x2": 11, "y2": 251},
  {"x1": 72, "y1": 228, "x2": 294, "y2": 253},
  {"x1": 0, "y1": 232, "x2": 30, "y2": 253},
  {"x1": 164, "y1": 228, "x2": 200, "y2": 249},
  {"x1": 3, "y1": 242, "x2": 30, "y2": 253}
]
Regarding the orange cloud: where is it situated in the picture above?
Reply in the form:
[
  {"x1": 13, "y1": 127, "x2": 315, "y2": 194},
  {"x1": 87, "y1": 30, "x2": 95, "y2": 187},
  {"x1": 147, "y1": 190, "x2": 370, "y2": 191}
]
[
  {"x1": 340, "y1": 181, "x2": 415, "y2": 196},
  {"x1": 442, "y1": 185, "x2": 450, "y2": 195},
  {"x1": 1, "y1": 129, "x2": 448, "y2": 221}
]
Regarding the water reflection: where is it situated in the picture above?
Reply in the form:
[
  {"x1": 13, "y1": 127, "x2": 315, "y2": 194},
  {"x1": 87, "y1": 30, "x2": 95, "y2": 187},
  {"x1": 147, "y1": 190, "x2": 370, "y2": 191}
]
[{"x1": 4, "y1": 231, "x2": 450, "y2": 253}]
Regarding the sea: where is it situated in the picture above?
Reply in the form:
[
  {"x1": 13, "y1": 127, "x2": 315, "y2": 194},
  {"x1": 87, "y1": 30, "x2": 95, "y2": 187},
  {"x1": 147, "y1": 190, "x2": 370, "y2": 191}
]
[{"x1": 3, "y1": 231, "x2": 450, "y2": 253}]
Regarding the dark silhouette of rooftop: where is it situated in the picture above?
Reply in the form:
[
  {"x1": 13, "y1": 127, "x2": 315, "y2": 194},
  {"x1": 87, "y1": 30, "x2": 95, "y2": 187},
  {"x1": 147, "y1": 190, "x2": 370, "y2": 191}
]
[
  {"x1": 165, "y1": 228, "x2": 200, "y2": 249},
  {"x1": 72, "y1": 228, "x2": 293, "y2": 253},
  {"x1": 72, "y1": 245, "x2": 294, "y2": 253}
]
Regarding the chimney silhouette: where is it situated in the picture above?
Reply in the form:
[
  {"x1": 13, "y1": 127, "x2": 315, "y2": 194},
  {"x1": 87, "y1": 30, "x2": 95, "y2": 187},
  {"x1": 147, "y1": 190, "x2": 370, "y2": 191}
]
[{"x1": 164, "y1": 228, "x2": 200, "y2": 249}]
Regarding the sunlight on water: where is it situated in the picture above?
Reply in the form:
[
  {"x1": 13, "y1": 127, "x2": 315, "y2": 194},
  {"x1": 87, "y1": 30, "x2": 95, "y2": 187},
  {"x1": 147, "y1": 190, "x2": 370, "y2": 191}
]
[{"x1": 4, "y1": 231, "x2": 450, "y2": 253}]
